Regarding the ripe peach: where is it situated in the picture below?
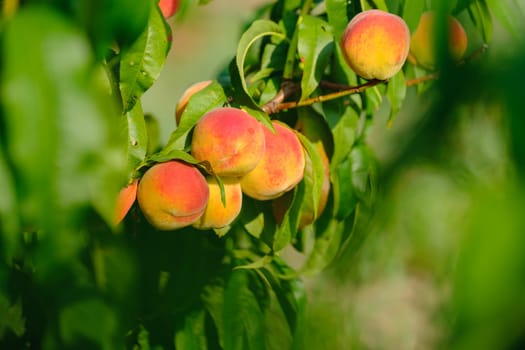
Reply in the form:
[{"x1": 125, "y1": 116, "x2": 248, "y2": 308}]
[
  {"x1": 410, "y1": 11, "x2": 468, "y2": 70},
  {"x1": 340, "y1": 9, "x2": 410, "y2": 80},
  {"x1": 272, "y1": 145, "x2": 330, "y2": 229},
  {"x1": 241, "y1": 121, "x2": 305, "y2": 201},
  {"x1": 137, "y1": 160, "x2": 209, "y2": 230},
  {"x1": 190, "y1": 107, "x2": 266, "y2": 177},
  {"x1": 114, "y1": 180, "x2": 138, "y2": 225},
  {"x1": 158, "y1": 0, "x2": 179, "y2": 19},
  {"x1": 193, "y1": 176, "x2": 243, "y2": 230},
  {"x1": 273, "y1": 113, "x2": 332, "y2": 228},
  {"x1": 175, "y1": 80, "x2": 213, "y2": 126}
]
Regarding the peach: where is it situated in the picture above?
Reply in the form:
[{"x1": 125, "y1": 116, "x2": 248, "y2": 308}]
[
  {"x1": 272, "y1": 145, "x2": 330, "y2": 229},
  {"x1": 114, "y1": 179, "x2": 138, "y2": 225},
  {"x1": 241, "y1": 121, "x2": 305, "y2": 201},
  {"x1": 410, "y1": 11, "x2": 468, "y2": 70},
  {"x1": 340, "y1": 9, "x2": 410, "y2": 80},
  {"x1": 137, "y1": 160, "x2": 209, "y2": 230},
  {"x1": 158, "y1": 0, "x2": 179, "y2": 19},
  {"x1": 191, "y1": 107, "x2": 266, "y2": 177},
  {"x1": 175, "y1": 80, "x2": 213, "y2": 126},
  {"x1": 273, "y1": 113, "x2": 331, "y2": 228},
  {"x1": 193, "y1": 176, "x2": 243, "y2": 230}
]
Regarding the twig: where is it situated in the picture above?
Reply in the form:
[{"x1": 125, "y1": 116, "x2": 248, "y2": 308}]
[{"x1": 261, "y1": 44, "x2": 488, "y2": 115}]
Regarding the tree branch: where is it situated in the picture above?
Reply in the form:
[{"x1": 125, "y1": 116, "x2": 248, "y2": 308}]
[{"x1": 261, "y1": 44, "x2": 489, "y2": 115}]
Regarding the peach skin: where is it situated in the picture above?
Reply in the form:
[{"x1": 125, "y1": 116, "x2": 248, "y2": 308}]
[
  {"x1": 137, "y1": 160, "x2": 209, "y2": 230},
  {"x1": 191, "y1": 107, "x2": 266, "y2": 177},
  {"x1": 114, "y1": 179, "x2": 138, "y2": 225},
  {"x1": 341, "y1": 9, "x2": 410, "y2": 80},
  {"x1": 241, "y1": 121, "x2": 305, "y2": 201},
  {"x1": 193, "y1": 176, "x2": 243, "y2": 230}
]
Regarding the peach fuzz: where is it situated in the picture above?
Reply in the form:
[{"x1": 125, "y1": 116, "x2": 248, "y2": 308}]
[
  {"x1": 341, "y1": 9, "x2": 410, "y2": 80},
  {"x1": 158, "y1": 0, "x2": 179, "y2": 19},
  {"x1": 410, "y1": 11, "x2": 467, "y2": 70},
  {"x1": 191, "y1": 107, "x2": 266, "y2": 177},
  {"x1": 175, "y1": 80, "x2": 213, "y2": 126},
  {"x1": 241, "y1": 121, "x2": 305, "y2": 201},
  {"x1": 193, "y1": 176, "x2": 243, "y2": 230},
  {"x1": 114, "y1": 180, "x2": 138, "y2": 225},
  {"x1": 137, "y1": 160, "x2": 209, "y2": 230}
]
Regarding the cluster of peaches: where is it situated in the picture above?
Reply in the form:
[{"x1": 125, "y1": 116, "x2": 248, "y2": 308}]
[{"x1": 115, "y1": 8, "x2": 468, "y2": 232}]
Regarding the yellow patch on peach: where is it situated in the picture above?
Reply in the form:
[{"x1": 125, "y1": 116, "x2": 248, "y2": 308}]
[
  {"x1": 193, "y1": 176, "x2": 243, "y2": 230},
  {"x1": 191, "y1": 107, "x2": 266, "y2": 177},
  {"x1": 241, "y1": 121, "x2": 305, "y2": 201},
  {"x1": 341, "y1": 9, "x2": 410, "y2": 80},
  {"x1": 137, "y1": 160, "x2": 209, "y2": 230}
]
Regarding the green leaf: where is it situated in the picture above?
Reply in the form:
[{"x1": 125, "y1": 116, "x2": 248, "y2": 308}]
[
  {"x1": 300, "y1": 218, "x2": 346, "y2": 276},
  {"x1": 386, "y1": 69, "x2": 407, "y2": 123},
  {"x1": 331, "y1": 155, "x2": 359, "y2": 219},
  {"x1": 273, "y1": 182, "x2": 305, "y2": 252},
  {"x1": 145, "y1": 150, "x2": 203, "y2": 170},
  {"x1": 326, "y1": 104, "x2": 359, "y2": 167},
  {"x1": 360, "y1": 0, "x2": 388, "y2": 11},
  {"x1": 349, "y1": 144, "x2": 377, "y2": 206},
  {"x1": 202, "y1": 281, "x2": 225, "y2": 348},
  {"x1": 126, "y1": 100, "x2": 148, "y2": 170},
  {"x1": 297, "y1": 16, "x2": 334, "y2": 100},
  {"x1": 468, "y1": 0, "x2": 493, "y2": 43},
  {"x1": 235, "y1": 19, "x2": 286, "y2": 105},
  {"x1": 0, "y1": 294, "x2": 26, "y2": 338},
  {"x1": 326, "y1": 0, "x2": 351, "y2": 39},
  {"x1": 223, "y1": 270, "x2": 265, "y2": 350},
  {"x1": 229, "y1": 60, "x2": 274, "y2": 131},
  {"x1": 364, "y1": 85, "x2": 383, "y2": 116},
  {"x1": 402, "y1": 0, "x2": 427, "y2": 32},
  {"x1": 297, "y1": 134, "x2": 326, "y2": 223},
  {"x1": 119, "y1": 3, "x2": 171, "y2": 112},
  {"x1": 174, "y1": 309, "x2": 208, "y2": 350},
  {"x1": 76, "y1": 0, "x2": 150, "y2": 58},
  {"x1": 59, "y1": 299, "x2": 118, "y2": 347},
  {"x1": 161, "y1": 80, "x2": 228, "y2": 154},
  {"x1": 485, "y1": 0, "x2": 525, "y2": 39}
]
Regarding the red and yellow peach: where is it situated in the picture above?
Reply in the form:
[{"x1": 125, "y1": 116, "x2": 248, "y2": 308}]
[
  {"x1": 241, "y1": 121, "x2": 305, "y2": 201},
  {"x1": 340, "y1": 9, "x2": 410, "y2": 80},
  {"x1": 137, "y1": 160, "x2": 209, "y2": 230},
  {"x1": 193, "y1": 176, "x2": 243, "y2": 230},
  {"x1": 190, "y1": 107, "x2": 266, "y2": 177}
]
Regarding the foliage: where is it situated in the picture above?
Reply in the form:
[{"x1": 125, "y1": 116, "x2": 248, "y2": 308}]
[{"x1": 1, "y1": 0, "x2": 525, "y2": 349}]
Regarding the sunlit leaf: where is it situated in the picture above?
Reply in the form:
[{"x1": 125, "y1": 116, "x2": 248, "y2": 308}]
[
  {"x1": 235, "y1": 20, "x2": 285, "y2": 105},
  {"x1": 126, "y1": 100, "x2": 148, "y2": 171},
  {"x1": 297, "y1": 15, "x2": 334, "y2": 100},
  {"x1": 119, "y1": 3, "x2": 171, "y2": 112}
]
